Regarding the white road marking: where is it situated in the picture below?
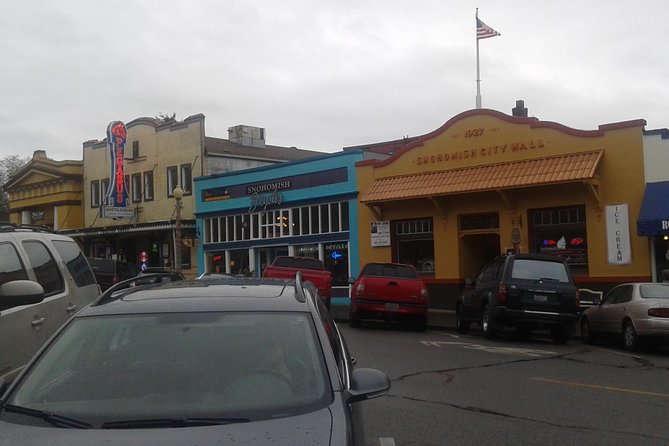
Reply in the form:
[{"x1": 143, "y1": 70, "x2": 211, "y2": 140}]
[
  {"x1": 420, "y1": 340, "x2": 556, "y2": 357},
  {"x1": 379, "y1": 437, "x2": 396, "y2": 446}
]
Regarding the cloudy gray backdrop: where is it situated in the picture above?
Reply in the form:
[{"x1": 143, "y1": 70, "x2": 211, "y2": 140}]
[{"x1": 1, "y1": 1, "x2": 667, "y2": 160}]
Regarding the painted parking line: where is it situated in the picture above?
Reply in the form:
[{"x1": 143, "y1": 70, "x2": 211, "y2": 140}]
[
  {"x1": 379, "y1": 437, "x2": 396, "y2": 446},
  {"x1": 420, "y1": 340, "x2": 556, "y2": 357},
  {"x1": 532, "y1": 377, "x2": 669, "y2": 399}
]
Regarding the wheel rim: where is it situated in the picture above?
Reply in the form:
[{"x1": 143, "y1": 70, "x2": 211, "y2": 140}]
[
  {"x1": 482, "y1": 312, "x2": 489, "y2": 332},
  {"x1": 624, "y1": 323, "x2": 636, "y2": 347}
]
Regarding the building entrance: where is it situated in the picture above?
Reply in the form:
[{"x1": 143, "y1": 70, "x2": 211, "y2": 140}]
[{"x1": 459, "y1": 233, "x2": 500, "y2": 279}]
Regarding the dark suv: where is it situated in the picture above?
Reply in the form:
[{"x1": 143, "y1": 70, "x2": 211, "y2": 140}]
[
  {"x1": 455, "y1": 253, "x2": 580, "y2": 343},
  {"x1": 87, "y1": 258, "x2": 138, "y2": 291}
]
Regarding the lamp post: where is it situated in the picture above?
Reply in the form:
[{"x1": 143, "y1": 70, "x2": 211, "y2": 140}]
[{"x1": 173, "y1": 185, "x2": 184, "y2": 272}]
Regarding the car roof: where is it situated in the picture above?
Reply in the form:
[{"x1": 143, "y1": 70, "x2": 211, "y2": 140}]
[{"x1": 83, "y1": 277, "x2": 312, "y2": 316}]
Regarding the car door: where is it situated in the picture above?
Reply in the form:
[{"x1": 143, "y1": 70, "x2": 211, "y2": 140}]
[
  {"x1": 589, "y1": 287, "x2": 618, "y2": 333},
  {"x1": 609, "y1": 284, "x2": 634, "y2": 333},
  {"x1": 0, "y1": 240, "x2": 45, "y2": 381},
  {"x1": 598, "y1": 286, "x2": 625, "y2": 333}
]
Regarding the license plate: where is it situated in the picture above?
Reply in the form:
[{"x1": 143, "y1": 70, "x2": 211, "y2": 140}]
[
  {"x1": 385, "y1": 303, "x2": 400, "y2": 310},
  {"x1": 534, "y1": 294, "x2": 548, "y2": 302}
]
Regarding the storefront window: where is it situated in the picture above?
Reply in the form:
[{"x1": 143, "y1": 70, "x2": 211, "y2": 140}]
[
  {"x1": 324, "y1": 242, "x2": 349, "y2": 286},
  {"x1": 393, "y1": 219, "x2": 435, "y2": 275},
  {"x1": 529, "y1": 206, "x2": 588, "y2": 274},
  {"x1": 295, "y1": 244, "x2": 319, "y2": 259},
  {"x1": 229, "y1": 249, "x2": 250, "y2": 276}
]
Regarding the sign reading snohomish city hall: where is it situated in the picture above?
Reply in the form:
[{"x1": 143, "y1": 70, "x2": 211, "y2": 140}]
[{"x1": 101, "y1": 121, "x2": 135, "y2": 219}]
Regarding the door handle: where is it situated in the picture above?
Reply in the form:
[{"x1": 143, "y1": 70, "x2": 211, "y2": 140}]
[
  {"x1": 66, "y1": 304, "x2": 77, "y2": 313},
  {"x1": 31, "y1": 317, "x2": 46, "y2": 327}
]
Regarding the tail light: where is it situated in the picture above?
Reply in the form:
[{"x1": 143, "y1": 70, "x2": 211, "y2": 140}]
[
  {"x1": 648, "y1": 308, "x2": 669, "y2": 318},
  {"x1": 355, "y1": 282, "x2": 365, "y2": 296},
  {"x1": 497, "y1": 283, "x2": 507, "y2": 303}
]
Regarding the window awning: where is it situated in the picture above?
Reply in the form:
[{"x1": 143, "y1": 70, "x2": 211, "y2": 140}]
[
  {"x1": 637, "y1": 181, "x2": 669, "y2": 237},
  {"x1": 360, "y1": 150, "x2": 604, "y2": 204}
]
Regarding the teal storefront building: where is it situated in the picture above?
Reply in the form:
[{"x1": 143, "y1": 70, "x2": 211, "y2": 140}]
[{"x1": 194, "y1": 150, "x2": 364, "y2": 304}]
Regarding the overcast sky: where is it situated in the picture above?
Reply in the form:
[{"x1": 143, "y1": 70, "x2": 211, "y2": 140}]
[{"x1": 2, "y1": 1, "x2": 667, "y2": 160}]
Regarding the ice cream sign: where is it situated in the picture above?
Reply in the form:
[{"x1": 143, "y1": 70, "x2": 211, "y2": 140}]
[{"x1": 102, "y1": 121, "x2": 135, "y2": 219}]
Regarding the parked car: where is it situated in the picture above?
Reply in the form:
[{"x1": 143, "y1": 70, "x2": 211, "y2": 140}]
[
  {"x1": 263, "y1": 256, "x2": 333, "y2": 309},
  {"x1": 98, "y1": 272, "x2": 185, "y2": 301},
  {"x1": 580, "y1": 282, "x2": 669, "y2": 351},
  {"x1": 87, "y1": 257, "x2": 138, "y2": 291},
  {"x1": 455, "y1": 253, "x2": 580, "y2": 343},
  {"x1": 0, "y1": 274, "x2": 390, "y2": 444},
  {"x1": 0, "y1": 225, "x2": 99, "y2": 384},
  {"x1": 349, "y1": 262, "x2": 429, "y2": 330}
]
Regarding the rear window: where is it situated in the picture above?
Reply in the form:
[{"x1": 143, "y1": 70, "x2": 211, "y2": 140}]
[
  {"x1": 273, "y1": 257, "x2": 323, "y2": 270},
  {"x1": 510, "y1": 259, "x2": 570, "y2": 283},
  {"x1": 362, "y1": 264, "x2": 417, "y2": 279},
  {"x1": 640, "y1": 284, "x2": 669, "y2": 299}
]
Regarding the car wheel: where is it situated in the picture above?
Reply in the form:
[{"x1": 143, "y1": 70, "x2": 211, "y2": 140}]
[
  {"x1": 623, "y1": 320, "x2": 639, "y2": 351},
  {"x1": 550, "y1": 326, "x2": 569, "y2": 344},
  {"x1": 581, "y1": 317, "x2": 593, "y2": 344},
  {"x1": 456, "y1": 304, "x2": 470, "y2": 334},
  {"x1": 481, "y1": 304, "x2": 496, "y2": 338},
  {"x1": 349, "y1": 309, "x2": 361, "y2": 328}
]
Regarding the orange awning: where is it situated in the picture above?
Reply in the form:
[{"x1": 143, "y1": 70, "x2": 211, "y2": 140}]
[{"x1": 360, "y1": 150, "x2": 603, "y2": 204}]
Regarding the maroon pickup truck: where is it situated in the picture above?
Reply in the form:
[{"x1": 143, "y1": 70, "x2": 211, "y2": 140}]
[{"x1": 262, "y1": 256, "x2": 333, "y2": 308}]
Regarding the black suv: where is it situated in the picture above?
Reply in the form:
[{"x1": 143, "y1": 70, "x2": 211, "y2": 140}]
[{"x1": 455, "y1": 253, "x2": 580, "y2": 343}]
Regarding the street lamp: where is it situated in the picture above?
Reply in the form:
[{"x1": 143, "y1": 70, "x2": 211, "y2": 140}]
[{"x1": 173, "y1": 185, "x2": 184, "y2": 272}]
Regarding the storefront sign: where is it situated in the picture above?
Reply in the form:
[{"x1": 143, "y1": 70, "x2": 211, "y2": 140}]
[
  {"x1": 606, "y1": 204, "x2": 631, "y2": 264},
  {"x1": 102, "y1": 121, "x2": 131, "y2": 219},
  {"x1": 247, "y1": 180, "x2": 292, "y2": 195},
  {"x1": 248, "y1": 191, "x2": 283, "y2": 213},
  {"x1": 415, "y1": 139, "x2": 546, "y2": 167},
  {"x1": 371, "y1": 221, "x2": 390, "y2": 247}
]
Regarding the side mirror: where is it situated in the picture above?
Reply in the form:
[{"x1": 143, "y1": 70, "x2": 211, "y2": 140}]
[
  {"x1": 346, "y1": 368, "x2": 390, "y2": 403},
  {"x1": 0, "y1": 280, "x2": 45, "y2": 312}
]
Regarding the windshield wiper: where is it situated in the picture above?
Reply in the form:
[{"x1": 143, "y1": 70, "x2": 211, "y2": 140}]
[
  {"x1": 101, "y1": 416, "x2": 251, "y2": 429},
  {"x1": 537, "y1": 277, "x2": 559, "y2": 282},
  {"x1": 1, "y1": 403, "x2": 92, "y2": 429}
]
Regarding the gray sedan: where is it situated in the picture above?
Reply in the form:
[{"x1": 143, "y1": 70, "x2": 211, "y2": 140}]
[{"x1": 580, "y1": 282, "x2": 669, "y2": 350}]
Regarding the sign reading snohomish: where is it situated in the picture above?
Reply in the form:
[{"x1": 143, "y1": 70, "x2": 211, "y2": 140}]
[
  {"x1": 102, "y1": 121, "x2": 135, "y2": 219},
  {"x1": 246, "y1": 180, "x2": 292, "y2": 195}
]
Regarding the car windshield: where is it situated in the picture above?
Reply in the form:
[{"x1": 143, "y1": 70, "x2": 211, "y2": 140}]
[
  {"x1": 4, "y1": 312, "x2": 331, "y2": 428},
  {"x1": 510, "y1": 259, "x2": 570, "y2": 282},
  {"x1": 639, "y1": 283, "x2": 669, "y2": 298}
]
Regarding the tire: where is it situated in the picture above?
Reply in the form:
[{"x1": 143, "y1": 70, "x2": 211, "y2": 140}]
[
  {"x1": 623, "y1": 320, "x2": 639, "y2": 351},
  {"x1": 550, "y1": 326, "x2": 569, "y2": 344},
  {"x1": 456, "y1": 304, "x2": 470, "y2": 334},
  {"x1": 580, "y1": 317, "x2": 593, "y2": 344},
  {"x1": 349, "y1": 309, "x2": 361, "y2": 328},
  {"x1": 480, "y1": 304, "x2": 496, "y2": 338}
]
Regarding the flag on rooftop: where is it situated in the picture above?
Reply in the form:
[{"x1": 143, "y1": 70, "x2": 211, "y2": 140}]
[{"x1": 476, "y1": 17, "x2": 500, "y2": 40}]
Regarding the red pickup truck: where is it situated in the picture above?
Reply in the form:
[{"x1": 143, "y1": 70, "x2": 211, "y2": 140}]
[
  {"x1": 262, "y1": 256, "x2": 333, "y2": 308},
  {"x1": 349, "y1": 262, "x2": 429, "y2": 330}
]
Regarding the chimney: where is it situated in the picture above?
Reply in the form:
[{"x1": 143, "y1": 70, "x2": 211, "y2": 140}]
[
  {"x1": 227, "y1": 125, "x2": 266, "y2": 148},
  {"x1": 512, "y1": 100, "x2": 528, "y2": 117}
]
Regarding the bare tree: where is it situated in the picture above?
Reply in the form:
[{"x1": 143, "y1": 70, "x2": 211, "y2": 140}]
[{"x1": 0, "y1": 155, "x2": 30, "y2": 221}]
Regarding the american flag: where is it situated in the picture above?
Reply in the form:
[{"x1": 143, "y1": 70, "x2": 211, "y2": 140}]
[{"x1": 476, "y1": 17, "x2": 500, "y2": 40}]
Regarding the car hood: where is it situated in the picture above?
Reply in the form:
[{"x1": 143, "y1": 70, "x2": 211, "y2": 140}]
[{"x1": 0, "y1": 407, "x2": 333, "y2": 445}]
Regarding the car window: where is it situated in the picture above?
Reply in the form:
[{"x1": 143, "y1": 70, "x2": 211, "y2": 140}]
[
  {"x1": 362, "y1": 264, "x2": 417, "y2": 279},
  {"x1": 639, "y1": 284, "x2": 669, "y2": 299},
  {"x1": 510, "y1": 259, "x2": 569, "y2": 282},
  {"x1": 52, "y1": 240, "x2": 97, "y2": 288},
  {"x1": 602, "y1": 287, "x2": 619, "y2": 305},
  {"x1": 7, "y1": 311, "x2": 332, "y2": 427},
  {"x1": 0, "y1": 242, "x2": 28, "y2": 286},
  {"x1": 22, "y1": 240, "x2": 64, "y2": 296},
  {"x1": 614, "y1": 285, "x2": 633, "y2": 304}
]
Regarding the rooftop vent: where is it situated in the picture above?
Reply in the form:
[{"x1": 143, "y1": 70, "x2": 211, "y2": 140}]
[{"x1": 228, "y1": 125, "x2": 266, "y2": 148}]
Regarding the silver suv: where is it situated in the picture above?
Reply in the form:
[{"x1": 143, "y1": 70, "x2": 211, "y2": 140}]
[{"x1": 0, "y1": 225, "x2": 99, "y2": 383}]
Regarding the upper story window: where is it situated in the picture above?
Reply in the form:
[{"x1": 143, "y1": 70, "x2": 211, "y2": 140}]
[
  {"x1": 90, "y1": 181, "x2": 100, "y2": 208},
  {"x1": 101, "y1": 178, "x2": 110, "y2": 206},
  {"x1": 167, "y1": 166, "x2": 178, "y2": 197},
  {"x1": 131, "y1": 174, "x2": 142, "y2": 203},
  {"x1": 132, "y1": 141, "x2": 140, "y2": 159},
  {"x1": 143, "y1": 171, "x2": 154, "y2": 201},
  {"x1": 180, "y1": 164, "x2": 192, "y2": 195}
]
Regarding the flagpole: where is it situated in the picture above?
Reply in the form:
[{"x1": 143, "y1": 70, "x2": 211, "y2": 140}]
[{"x1": 475, "y1": 8, "x2": 482, "y2": 109}]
